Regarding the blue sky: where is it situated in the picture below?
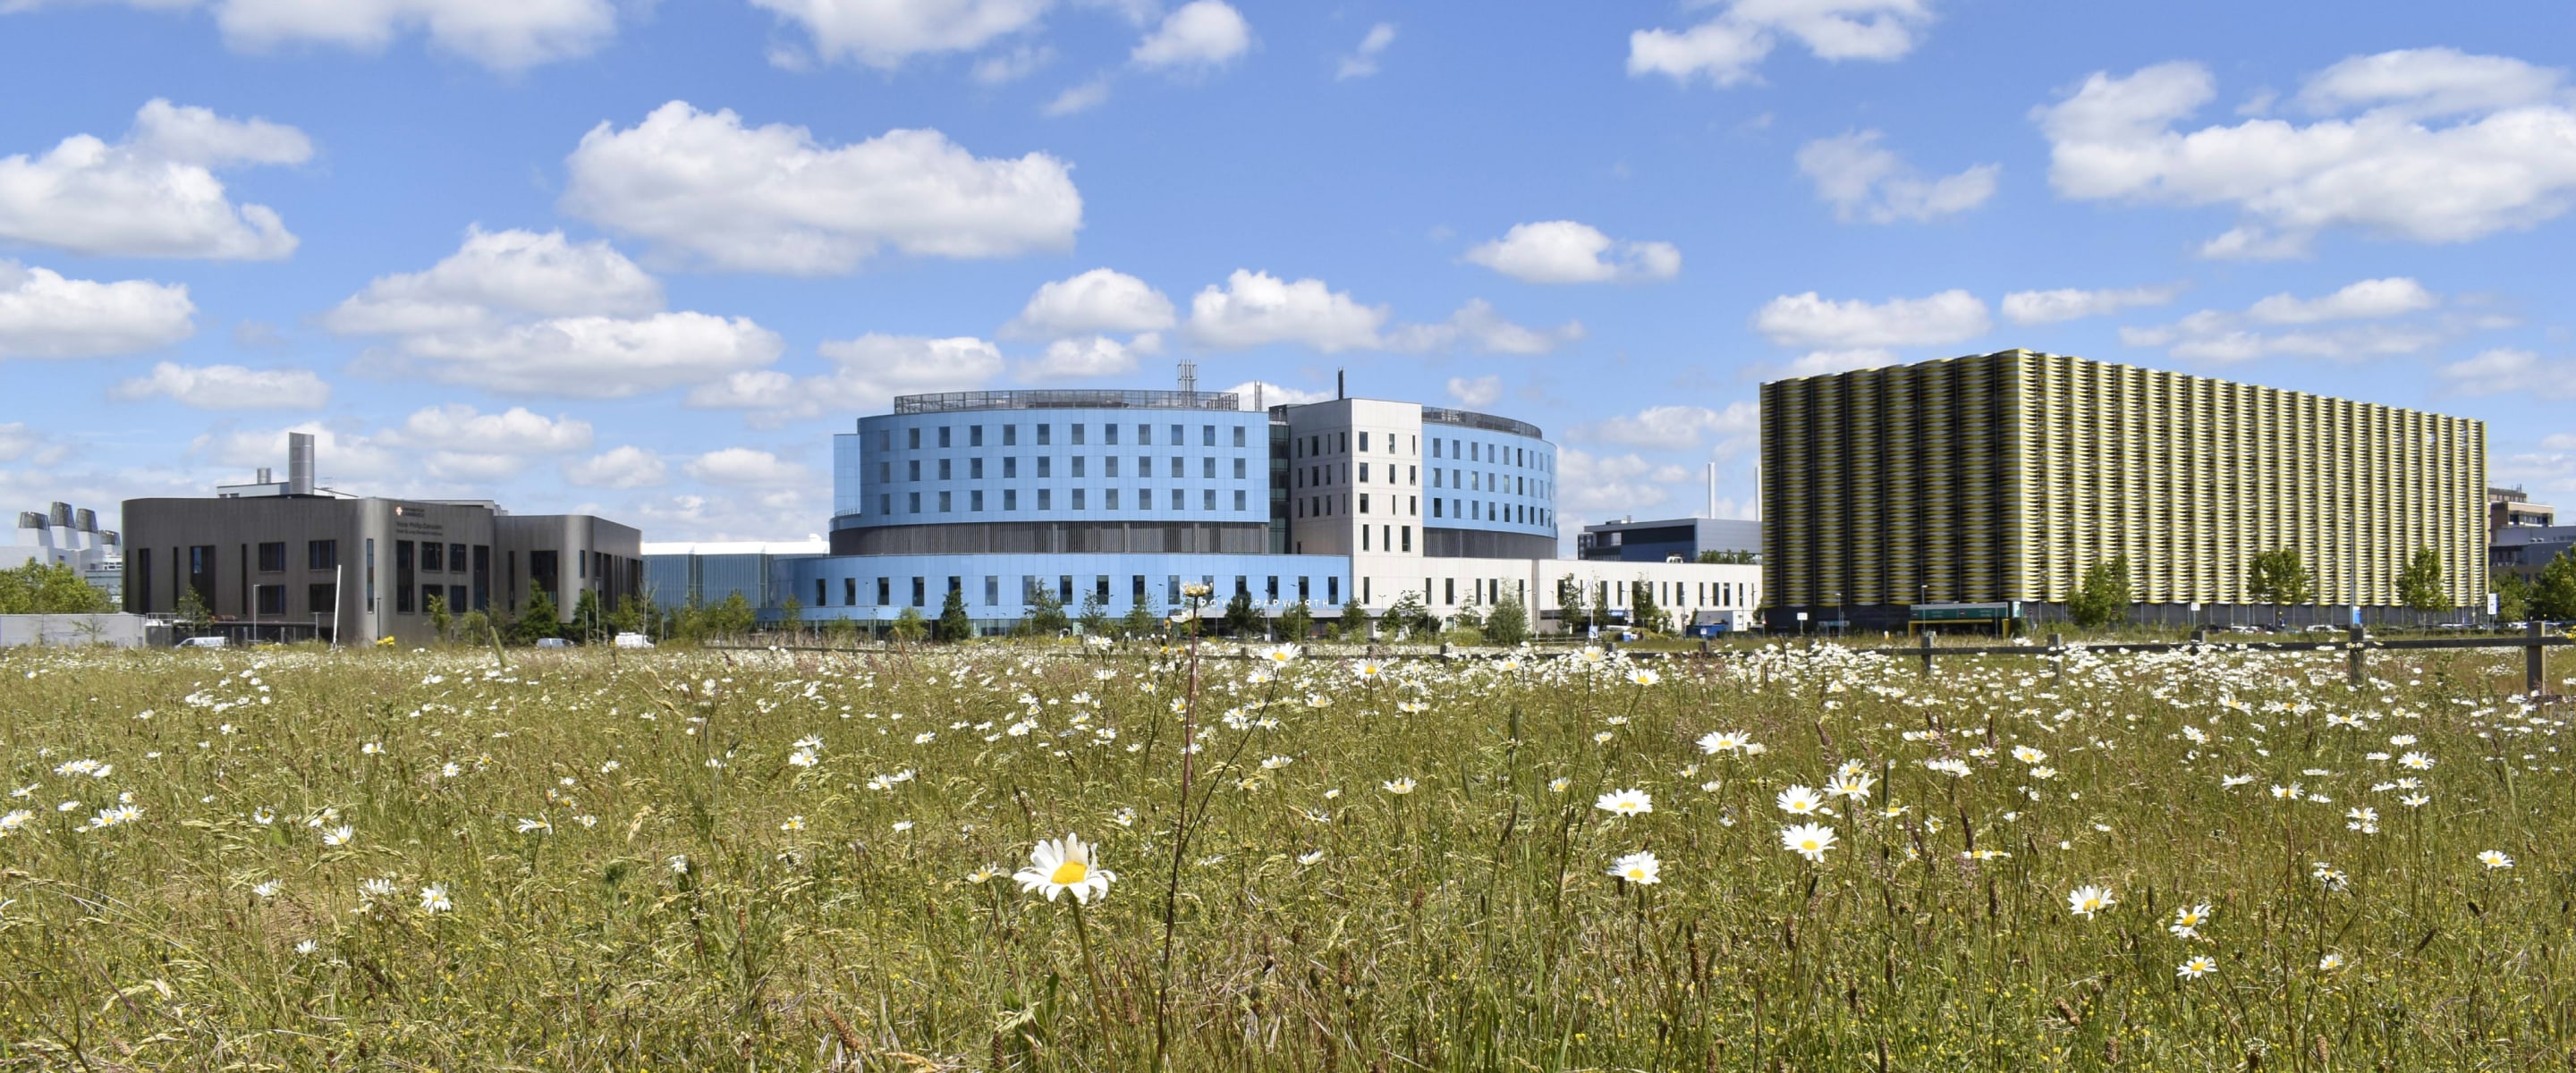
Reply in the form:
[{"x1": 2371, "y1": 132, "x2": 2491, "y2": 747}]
[{"x1": 4, "y1": 0, "x2": 2572, "y2": 543}]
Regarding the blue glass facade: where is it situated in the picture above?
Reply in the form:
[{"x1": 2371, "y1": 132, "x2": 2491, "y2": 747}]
[
  {"x1": 834, "y1": 408, "x2": 1274, "y2": 531},
  {"x1": 1419, "y1": 422, "x2": 1556, "y2": 540}
]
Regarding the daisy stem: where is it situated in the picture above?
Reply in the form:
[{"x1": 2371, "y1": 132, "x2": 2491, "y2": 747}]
[{"x1": 1070, "y1": 899, "x2": 1114, "y2": 1047}]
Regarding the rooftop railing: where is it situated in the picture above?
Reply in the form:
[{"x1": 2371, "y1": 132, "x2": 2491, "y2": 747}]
[
  {"x1": 892, "y1": 390, "x2": 1243, "y2": 414},
  {"x1": 1420, "y1": 407, "x2": 1544, "y2": 439}
]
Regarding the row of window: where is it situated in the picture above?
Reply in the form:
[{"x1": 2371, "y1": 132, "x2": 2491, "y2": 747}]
[
  {"x1": 888, "y1": 422, "x2": 1251, "y2": 451},
  {"x1": 882, "y1": 487, "x2": 1253, "y2": 515},
  {"x1": 1430, "y1": 499, "x2": 1551, "y2": 527},
  {"x1": 1430, "y1": 436, "x2": 1546, "y2": 469},
  {"x1": 1433, "y1": 468, "x2": 1543, "y2": 497},
  {"x1": 1289, "y1": 429, "x2": 1554, "y2": 473},
  {"x1": 250, "y1": 539, "x2": 340, "y2": 572},
  {"x1": 813, "y1": 571, "x2": 1346, "y2": 609},
  {"x1": 880, "y1": 455, "x2": 1253, "y2": 483}
]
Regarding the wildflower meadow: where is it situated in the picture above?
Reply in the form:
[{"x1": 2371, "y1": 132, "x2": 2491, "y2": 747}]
[{"x1": 2, "y1": 638, "x2": 2571, "y2": 1069}]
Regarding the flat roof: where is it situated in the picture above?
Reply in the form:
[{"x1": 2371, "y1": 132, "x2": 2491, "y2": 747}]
[{"x1": 642, "y1": 540, "x2": 830, "y2": 556}]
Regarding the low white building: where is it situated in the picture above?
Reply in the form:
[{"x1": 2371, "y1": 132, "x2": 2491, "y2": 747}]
[{"x1": 7, "y1": 502, "x2": 123, "y2": 601}]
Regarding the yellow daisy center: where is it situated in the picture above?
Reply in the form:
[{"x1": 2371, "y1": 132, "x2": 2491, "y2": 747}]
[{"x1": 1049, "y1": 860, "x2": 1089, "y2": 885}]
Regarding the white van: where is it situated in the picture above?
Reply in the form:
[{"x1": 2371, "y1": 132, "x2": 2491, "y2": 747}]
[
  {"x1": 177, "y1": 636, "x2": 228, "y2": 649},
  {"x1": 614, "y1": 632, "x2": 655, "y2": 649}
]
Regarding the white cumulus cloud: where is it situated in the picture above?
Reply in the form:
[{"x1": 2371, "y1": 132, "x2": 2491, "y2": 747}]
[
  {"x1": 0, "y1": 261, "x2": 195, "y2": 358},
  {"x1": 1630, "y1": 0, "x2": 1933, "y2": 88},
  {"x1": 1795, "y1": 130, "x2": 1997, "y2": 223},
  {"x1": 1753, "y1": 289, "x2": 1989, "y2": 350},
  {"x1": 1336, "y1": 21, "x2": 1394, "y2": 80},
  {"x1": 1555, "y1": 449, "x2": 1672, "y2": 513},
  {"x1": 1445, "y1": 374, "x2": 1499, "y2": 408},
  {"x1": 564, "y1": 445, "x2": 669, "y2": 489},
  {"x1": 562, "y1": 101, "x2": 1082, "y2": 275},
  {"x1": 1463, "y1": 221, "x2": 1680, "y2": 284},
  {"x1": 2034, "y1": 49, "x2": 2576, "y2": 258},
  {"x1": 687, "y1": 334, "x2": 1004, "y2": 426},
  {"x1": 2436, "y1": 348, "x2": 2576, "y2": 400},
  {"x1": 0, "y1": 98, "x2": 308, "y2": 259},
  {"x1": 1184, "y1": 269, "x2": 1387, "y2": 351},
  {"x1": 109, "y1": 361, "x2": 328, "y2": 409},
  {"x1": 2244, "y1": 277, "x2": 2437, "y2": 324},
  {"x1": 749, "y1": 0, "x2": 1051, "y2": 70},
  {"x1": 1131, "y1": 0, "x2": 1249, "y2": 72},
  {"x1": 322, "y1": 226, "x2": 661, "y2": 335},
  {"x1": 384, "y1": 404, "x2": 593, "y2": 454},
  {"x1": 2120, "y1": 278, "x2": 2448, "y2": 364},
  {"x1": 1021, "y1": 334, "x2": 1138, "y2": 380},
  {"x1": 1003, "y1": 267, "x2": 1174, "y2": 338},
  {"x1": 1387, "y1": 299, "x2": 1585, "y2": 356},
  {"x1": 2000, "y1": 283, "x2": 2185, "y2": 325},
  {"x1": 1576, "y1": 401, "x2": 1759, "y2": 448},
  {"x1": 684, "y1": 447, "x2": 810, "y2": 487},
  {"x1": 378, "y1": 313, "x2": 784, "y2": 397},
  {"x1": 211, "y1": 0, "x2": 616, "y2": 70}
]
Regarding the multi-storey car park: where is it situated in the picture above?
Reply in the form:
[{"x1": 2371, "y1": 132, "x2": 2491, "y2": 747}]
[{"x1": 711, "y1": 384, "x2": 1762, "y2": 636}]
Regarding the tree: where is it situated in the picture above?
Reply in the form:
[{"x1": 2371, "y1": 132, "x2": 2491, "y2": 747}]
[
  {"x1": 1119, "y1": 596, "x2": 1161, "y2": 640},
  {"x1": 608, "y1": 595, "x2": 645, "y2": 638},
  {"x1": 1076, "y1": 587, "x2": 1109, "y2": 637},
  {"x1": 2397, "y1": 547, "x2": 2449, "y2": 624},
  {"x1": 2534, "y1": 549, "x2": 2576, "y2": 622},
  {"x1": 2067, "y1": 555, "x2": 2131, "y2": 629},
  {"x1": 572, "y1": 588, "x2": 607, "y2": 644},
  {"x1": 936, "y1": 583, "x2": 974, "y2": 642},
  {"x1": 427, "y1": 593, "x2": 452, "y2": 642},
  {"x1": 891, "y1": 605, "x2": 928, "y2": 643},
  {"x1": 776, "y1": 595, "x2": 802, "y2": 641},
  {"x1": 174, "y1": 582, "x2": 211, "y2": 623},
  {"x1": 1222, "y1": 590, "x2": 1260, "y2": 637},
  {"x1": 2496, "y1": 571, "x2": 2533, "y2": 623},
  {"x1": 1485, "y1": 594, "x2": 1530, "y2": 645},
  {"x1": 1629, "y1": 575, "x2": 1663, "y2": 634},
  {"x1": 1451, "y1": 598, "x2": 1487, "y2": 635},
  {"x1": 1337, "y1": 596, "x2": 1372, "y2": 641},
  {"x1": 1556, "y1": 574, "x2": 1588, "y2": 635},
  {"x1": 1383, "y1": 591, "x2": 1434, "y2": 638},
  {"x1": 1695, "y1": 549, "x2": 1756, "y2": 564},
  {"x1": 513, "y1": 585, "x2": 561, "y2": 644},
  {"x1": 1022, "y1": 587, "x2": 1070, "y2": 637},
  {"x1": 0, "y1": 559, "x2": 115, "y2": 614},
  {"x1": 1278, "y1": 598, "x2": 1313, "y2": 641},
  {"x1": 2248, "y1": 548, "x2": 2313, "y2": 620},
  {"x1": 823, "y1": 613, "x2": 860, "y2": 646}
]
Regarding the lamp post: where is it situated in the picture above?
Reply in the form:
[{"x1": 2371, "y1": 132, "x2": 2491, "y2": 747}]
[{"x1": 1831, "y1": 590, "x2": 1843, "y2": 638}]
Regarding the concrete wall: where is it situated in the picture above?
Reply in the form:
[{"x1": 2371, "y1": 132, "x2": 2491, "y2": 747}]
[{"x1": 0, "y1": 613, "x2": 152, "y2": 647}]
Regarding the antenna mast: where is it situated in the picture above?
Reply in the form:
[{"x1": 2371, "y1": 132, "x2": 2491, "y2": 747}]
[{"x1": 1177, "y1": 359, "x2": 1198, "y2": 396}]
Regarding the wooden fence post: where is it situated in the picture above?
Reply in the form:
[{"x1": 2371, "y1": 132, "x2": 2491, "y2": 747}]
[
  {"x1": 2048, "y1": 632, "x2": 2065, "y2": 678},
  {"x1": 2190, "y1": 628, "x2": 2207, "y2": 646},
  {"x1": 2347, "y1": 624, "x2": 2366, "y2": 687},
  {"x1": 1919, "y1": 629, "x2": 1935, "y2": 676},
  {"x1": 2531, "y1": 620, "x2": 2548, "y2": 698}
]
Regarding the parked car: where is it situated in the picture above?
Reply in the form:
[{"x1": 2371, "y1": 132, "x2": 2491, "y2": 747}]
[
  {"x1": 177, "y1": 636, "x2": 227, "y2": 648},
  {"x1": 536, "y1": 638, "x2": 571, "y2": 648},
  {"x1": 613, "y1": 632, "x2": 654, "y2": 649}
]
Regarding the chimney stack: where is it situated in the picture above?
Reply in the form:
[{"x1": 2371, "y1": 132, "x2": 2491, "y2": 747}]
[
  {"x1": 73, "y1": 508, "x2": 95, "y2": 533},
  {"x1": 1336, "y1": 368, "x2": 1346, "y2": 399},
  {"x1": 287, "y1": 432, "x2": 316, "y2": 495},
  {"x1": 49, "y1": 502, "x2": 70, "y2": 528}
]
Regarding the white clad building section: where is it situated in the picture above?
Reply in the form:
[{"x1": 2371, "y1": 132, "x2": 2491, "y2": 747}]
[
  {"x1": 1350, "y1": 553, "x2": 1760, "y2": 633},
  {"x1": 1280, "y1": 398, "x2": 1424, "y2": 557}
]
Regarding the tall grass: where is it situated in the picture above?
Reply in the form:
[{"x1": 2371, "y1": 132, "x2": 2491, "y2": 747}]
[{"x1": 1, "y1": 639, "x2": 2569, "y2": 1069}]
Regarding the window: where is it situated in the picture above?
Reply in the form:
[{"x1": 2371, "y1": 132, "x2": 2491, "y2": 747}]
[
  {"x1": 1360, "y1": 462, "x2": 1370, "y2": 483},
  {"x1": 1445, "y1": 578, "x2": 1454, "y2": 605},
  {"x1": 1058, "y1": 576, "x2": 1073, "y2": 604},
  {"x1": 1203, "y1": 425, "x2": 1216, "y2": 446},
  {"x1": 1167, "y1": 575, "x2": 1181, "y2": 604},
  {"x1": 255, "y1": 541, "x2": 285, "y2": 572},
  {"x1": 1233, "y1": 426, "x2": 1246, "y2": 447},
  {"x1": 1038, "y1": 488, "x2": 1053, "y2": 510},
  {"x1": 877, "y1": 578, "x2": 890, "y2": 604},
  {"x1": 1132, "y1": 575, "x2": 1147, "y2": 605},
  {"x1": 1106, "y1": 488, "x2": 1120, "y2": 510},
  {"x1": 1202, "y1": 456, "x2": 1216, "y2": 479},
  {"x1": 420, "y1": 542, "x2": 444, "y2": 572},
  {"x1": 970, "y1": 425, "x2": 984, "y2": 447},
  {"x1": 908, "y1": 460, "x2": 921, "y2": 481},
  {"x1": 879, "y1": 494, "x2": 891, "y2": 515},
  {"x1": 450, "y1": 544, "x2": 466, "y2": 573},
  {"x1": 938, "y1": 458, "x2": 953, "y2": 480},
  {"x1": 1038, "y1": 423, "x2": 1052, "y2": 445},
  {"x1": 255, "y1": 584, "x2": 285, "y2": 615},
  {"x1": 306, "y1": 539, "x2": 336, "y2": 570},
  {"x1": 394, "y1": 540, "x2": 414, "y2": 613},
  {"x1": 1362, "y1": 527, "x2": 1370, "y2": 551},
  {"x1": 984, "y1": 575, "x2": 999, "y2": 606},
  {"x1": 878, "y1": 461, "x2": 890, "y2": 484},
  {"x1": 970, "y1": 490, "x2": 984, "y2": 511},
  {"x1": 1434, "y1": 499, "x2": 1444, "y2": 518},
  {"x1": 1072, "y1": 489, "x2": 1086, "y2": 510},
  {"x1": 938, "y1": 426, "x2": 952, "y2": 448},
  {"x1": 1138, "y1": 423, "x2": 1151, "y2": 445},
  {"x1": 1233, "y1": 457, "x2": 1246, "y2": 479},
  {"x1": 1004, "y1": 424, "x2": 1018, "y2": 446},
  {"x1": 1038, "y1": 456, "x2": 1052, "y2": 477},
  {"x1": 816, "y1": 579, "x2": 826, "y2": 606},
  {"x1": 1169, "y1": 456, "x2": 1183, "y2": 478},
  {"x1": 1233, "y1": 489, "x2": 1247, "y2": 511},
  {"x1": 1072, "y1": 423, "x2": 1087, "y2": 444},
  {"x1": 1105, "y1": 424, "x2": 1119, "y2": 445},
  {"x1": 844, "y1": 578, "x2": 857, "y2": 605},
  {"x1": 1004, "y1": 489, "x2": 1018, "y2": 511},
  {"x1": 908, "y1": 427, "x2": 921, "y2": 449},
  {"x1": 908, "y1": 492, "x2": 921, "y2": 514},
  {"x1": 308, "y1": 583, "x2": 335, "y2": 614},
  {"x1": 939, "y1": 491, "x2": 953, "y2": 512},
  {"x1": 1073, "y1": 456, "x2": 1088, "y2": 477},
  {"x1": 1360, "y1": 432, "x2": 1370, "y2": 452},
  {"x1": 1360, "y1": 494, "x2": 1371, "y2": 514},
  {"x1": 1328, "y1": 577, "x2": 1339, "y2": 604},
  {"x1": 1205, "y1": 488, "x2": 1217, "y2": 511},
  {"x1": 1402, "y1": 527, "x2": 1411, "y2": 553},
  {"x1": 1432, "y1": 439, "x2": 1441, "y2": 459},
  {"x1": 970, "y1": 458, "x2": 984, "y2": 478}
]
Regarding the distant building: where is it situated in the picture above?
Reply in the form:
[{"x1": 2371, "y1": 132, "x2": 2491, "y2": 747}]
[
  {"x1": 1761, "y1": 349, "x2": 2487, "y2": 632},
  {"x1": 2491, "y1": 525, "x2": 2576, "y2": 588},
  {"x1": 7, "y1": 502, "x2": 123, "y2": 602},
  {"x1": 642, "y1": 540, "x2": 829, "y2": 613},
  {"x1": 1578, "y1": 517, "x2": 1759, "y2": 563},
  {"x1": 122, "y1": 433, "x2": 642, "y2": 645},
  {"x1": 2489, "y1": 486, "x2": 2555, "y2": 536}
]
